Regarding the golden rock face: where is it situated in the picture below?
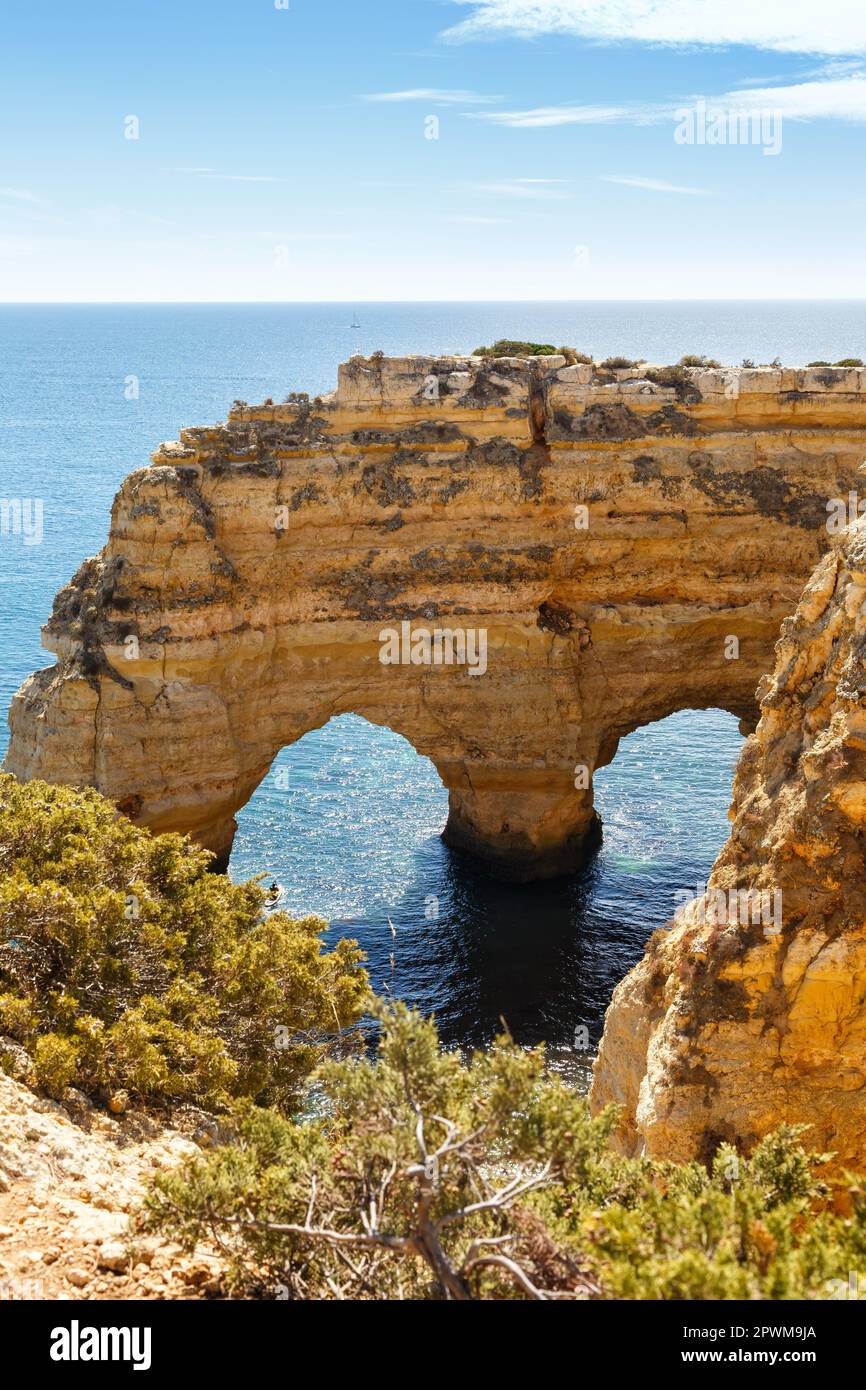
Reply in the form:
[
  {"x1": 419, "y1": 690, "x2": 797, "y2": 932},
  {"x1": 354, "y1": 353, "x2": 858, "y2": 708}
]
[
  {"x1": 592, "y1": 518, "x2": 866, "y2": 1169},
  {"x1": 4, "y1": 354, "x2": 866, "y2": 883}
]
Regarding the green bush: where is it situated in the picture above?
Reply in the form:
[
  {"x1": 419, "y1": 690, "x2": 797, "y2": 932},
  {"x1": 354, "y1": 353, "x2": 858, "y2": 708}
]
[
  {"x1": 142, "y1": 1002, "x2": 866, "y2": 1300},
  {"x1": 557, "y1": 347, "x2": 593, "y2": 365},
  {"x1": 473, "y1": 339, "x2": 557, "y2": 357},
  {"x1": 471, "y1": 341, "x2": 592, "y2": 364},
  {"x1": 0, "y1": 775, "x2": 367, "y2": 1110},
  {"x1": 678, "y1": 354, "x2": 721, "y2": 368},
  {"x1": 806, "y1": 359, "x2": 863, "y2": 368},
  {"x1": 599, "y1": 355, "x2": 638, "y2": 370}
]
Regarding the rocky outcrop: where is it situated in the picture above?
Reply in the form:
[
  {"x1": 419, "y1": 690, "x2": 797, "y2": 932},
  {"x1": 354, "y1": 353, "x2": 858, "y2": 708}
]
[
  {"x1": 5, "y1": 354, "x2": 866, "y2": 879},
  {"x1": 0, "y1": 1061, "x2": 224, "y2": 1299},
  {"x1": 592, "y1": 514, "x2": 866, "y2": 1169}
]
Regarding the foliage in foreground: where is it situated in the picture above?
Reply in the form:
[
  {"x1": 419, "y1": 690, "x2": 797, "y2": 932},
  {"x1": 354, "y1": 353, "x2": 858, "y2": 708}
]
[
  {"x1": 142, "y1": 1002, "x2": 866, "y2": 1301},
  {"x1": 0, "y1": 776, "x2": 367, "y2": 1110}
]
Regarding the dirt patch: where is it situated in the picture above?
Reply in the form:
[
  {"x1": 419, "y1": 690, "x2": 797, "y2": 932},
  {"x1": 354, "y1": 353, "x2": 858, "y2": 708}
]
[{"x1": 0, "y1": 1064, "x2": 225, "y2": 1302}]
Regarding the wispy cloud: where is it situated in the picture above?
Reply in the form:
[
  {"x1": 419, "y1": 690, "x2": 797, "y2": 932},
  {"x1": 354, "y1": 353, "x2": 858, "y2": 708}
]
[
  {"x1": 0, "y1": 187, "x2": 42, "y2": 204},
  {"x1": 171, "y1": 168, "x2": 280, "y2": 182},
  {"x1": 601, "y1": 176, "x2": 712, "y2": 195},
  {"x1": 468, "y1": 177, "x2": 570, "y2": 198},
  {"x1": 442, "y1": 0, "x2": 866, "y2": 56},
  {"x1": 731, "y1": 74, "x2": 866, "y2": 119},
  {"x1": 362, "y1": 87, "x2": 501, "y2": 104},
  {"x1": 475, "y1": 103, "x2": 644, "y2": 128},
  {"x1": 731, "y1": 58, "x2": 865, "y2": 87},
  {"x1": 262, "y1": 231, "x2": 355, "y2": 242},
  {"x1": 443, "y1": 213, "x2": 510, "y2": 223},
  {"x1": 472, "y1": 73, "x2": 866, "y2": 127},
  {"x1": 201, "y1": 173, "x2": 280, "y2": 183}
]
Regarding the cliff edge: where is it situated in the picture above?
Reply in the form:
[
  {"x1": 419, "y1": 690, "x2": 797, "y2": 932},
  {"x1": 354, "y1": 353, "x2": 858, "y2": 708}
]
[{"x1": 592, "y1": 512, "x2": 866, "y2": 1168}]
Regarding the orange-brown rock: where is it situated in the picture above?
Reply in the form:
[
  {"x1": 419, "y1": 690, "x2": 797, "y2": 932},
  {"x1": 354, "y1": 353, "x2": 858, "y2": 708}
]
[
  {"x1": 4, "y1": 355, "x2": 866, "y2": 879},
  {"x1": 592, "y1": 514, "x2": 866, "y2": 1168}
]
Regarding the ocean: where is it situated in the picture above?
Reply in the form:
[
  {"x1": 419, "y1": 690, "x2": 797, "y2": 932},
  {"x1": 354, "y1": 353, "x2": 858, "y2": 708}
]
[{"x1": 2, "y1": 300, "x2": 860, "y2": 1079}]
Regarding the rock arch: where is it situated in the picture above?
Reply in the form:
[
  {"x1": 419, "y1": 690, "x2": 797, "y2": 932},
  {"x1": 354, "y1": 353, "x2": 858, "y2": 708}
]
[
  {"x1": 232, "y1": 711, "x2": 449, "y2": 887},
  {"x1": 5, "y1": 354, "x2": 865, "y2": 880}
]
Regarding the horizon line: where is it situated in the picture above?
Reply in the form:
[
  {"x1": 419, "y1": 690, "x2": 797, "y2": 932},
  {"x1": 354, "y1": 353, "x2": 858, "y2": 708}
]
[{"x1": 1, "y1": 297, "x2": 866, "y2": 306}]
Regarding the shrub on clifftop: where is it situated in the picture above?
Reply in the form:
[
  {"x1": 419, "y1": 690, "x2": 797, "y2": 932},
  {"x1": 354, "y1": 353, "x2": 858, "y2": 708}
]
[
  {"x1": 472, "y1": 340, "x2": 591, "y2": 364},
  {"x1": 143, "y1": 1002, "x2": 866, "y2": 1301},
  {"x1": 0, "y1": 775, "x2": 367, "y2": 1110}
]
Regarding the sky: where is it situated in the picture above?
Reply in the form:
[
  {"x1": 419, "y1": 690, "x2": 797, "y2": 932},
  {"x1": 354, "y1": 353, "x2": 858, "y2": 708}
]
[{"x1": 1, "y1": 0, "x2": 866, "y2": 300}]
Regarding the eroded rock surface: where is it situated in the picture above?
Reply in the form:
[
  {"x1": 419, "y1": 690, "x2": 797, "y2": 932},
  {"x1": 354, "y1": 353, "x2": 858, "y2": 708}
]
[
  {"x1": 0, "y1": 1062, "x2": 224, "y2": 1299},
  {"x1": 5, "y1": 355, "x2": 865, "y2": 879},
  {"x1": 592, "y1": 515, "x2": 866, "y2": 1168}
]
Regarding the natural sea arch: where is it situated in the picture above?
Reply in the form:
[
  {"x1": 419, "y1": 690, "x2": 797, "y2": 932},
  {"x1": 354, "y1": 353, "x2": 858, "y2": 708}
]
[
  {"x1": 4, "y1": 353, "x2": 858, "y2": 881},
  {"x1": 229, "y1": 713, "x2": 449, "y2": 916},
  {"x1": 226, "y1": 708, "x2": 742, "y2": 1073}
]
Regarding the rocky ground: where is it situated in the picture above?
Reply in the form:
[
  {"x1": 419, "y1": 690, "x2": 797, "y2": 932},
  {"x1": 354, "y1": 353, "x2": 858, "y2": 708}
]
[{"x1": 0, "y1": 1060, "x2": 226, "y2": 1301}]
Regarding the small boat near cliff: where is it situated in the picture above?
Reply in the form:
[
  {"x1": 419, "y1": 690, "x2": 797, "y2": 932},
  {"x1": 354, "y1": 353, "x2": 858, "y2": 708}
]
[{"x1": 264, "y1": 881, "x2": 285, "y2": 910}]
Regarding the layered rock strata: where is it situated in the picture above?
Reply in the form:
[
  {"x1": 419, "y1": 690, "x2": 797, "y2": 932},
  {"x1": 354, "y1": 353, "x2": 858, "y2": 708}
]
[
  {"x1": 592, "y1": 514, "x2": 866, "y2": 1168},
  {"x1": 5, "y1": 355, "x2": 865, "y2": 879}
]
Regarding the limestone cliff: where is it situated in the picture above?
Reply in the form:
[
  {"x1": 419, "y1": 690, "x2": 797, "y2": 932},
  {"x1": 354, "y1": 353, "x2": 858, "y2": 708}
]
[
  {"x1": 5, "y1": 354, "x2": 866, "y2": 879},
  {"x1": 592, "y1": 515, "x2": 866, "y2": 1168}
]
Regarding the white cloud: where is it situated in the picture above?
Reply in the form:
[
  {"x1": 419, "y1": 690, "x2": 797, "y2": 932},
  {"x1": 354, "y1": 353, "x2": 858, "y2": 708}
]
[
  {"x1": 472, "y1": 73, "x2": 866, "y2": 126},
  {"x1": 468, "y1": 177, "x2": 571, "y2": 197},
  {"x1": 0, "y1": 187, "x2": 41, "y2": 204},
  {"x1": 601, "y1": 175, "x2": 711, "y2": 194},
  {"x1": 200, "y1": 173, "x2": 280, "y2": 183},
  {"x1": 729, "y1": 74, "x2": 866, "y2": 119},
  {"x1": 260, "y1": 231, "x2": 354, "y2": 242},
  {"x1": 443, "y1": 1, "x2": 866, "y2": 55},
  {"x1": 362, "y1": 88, "x2": 501, "y2": 104},
  {"x1": 171, "y1": 168, "x2": 279, "y2": 182},
  {"x1": 476, "y1": 103, "x2": 646, "y2": 127}
]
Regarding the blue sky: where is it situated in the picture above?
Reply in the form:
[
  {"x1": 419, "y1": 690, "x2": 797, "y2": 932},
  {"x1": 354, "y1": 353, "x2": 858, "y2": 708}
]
[{"x1": 2, "y1": 0, "x2": 866, "y2": 300}]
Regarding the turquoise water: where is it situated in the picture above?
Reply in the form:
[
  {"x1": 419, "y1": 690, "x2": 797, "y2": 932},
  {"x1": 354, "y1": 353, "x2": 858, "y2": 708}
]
[{"x1": 3, "y1": 301, "x2": 856, "y2": 1073}]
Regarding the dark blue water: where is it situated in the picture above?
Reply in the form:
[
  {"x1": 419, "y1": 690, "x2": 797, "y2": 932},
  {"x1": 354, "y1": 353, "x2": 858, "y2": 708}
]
[
  {"x1": 4, "y1": 301, "x2": 852, "y2": 1077},
  {"x1": 231, "y1": 710, "x2": 740, "y2": 1082}
]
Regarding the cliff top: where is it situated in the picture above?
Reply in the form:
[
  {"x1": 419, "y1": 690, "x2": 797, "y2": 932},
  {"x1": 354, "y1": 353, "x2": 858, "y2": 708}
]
[
  {"x1": 147, "y1": 354, "x2": 866, "y2": 464},
  {"x1": 233, "y1": 354, "x2": 866, "y2": 417}
]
